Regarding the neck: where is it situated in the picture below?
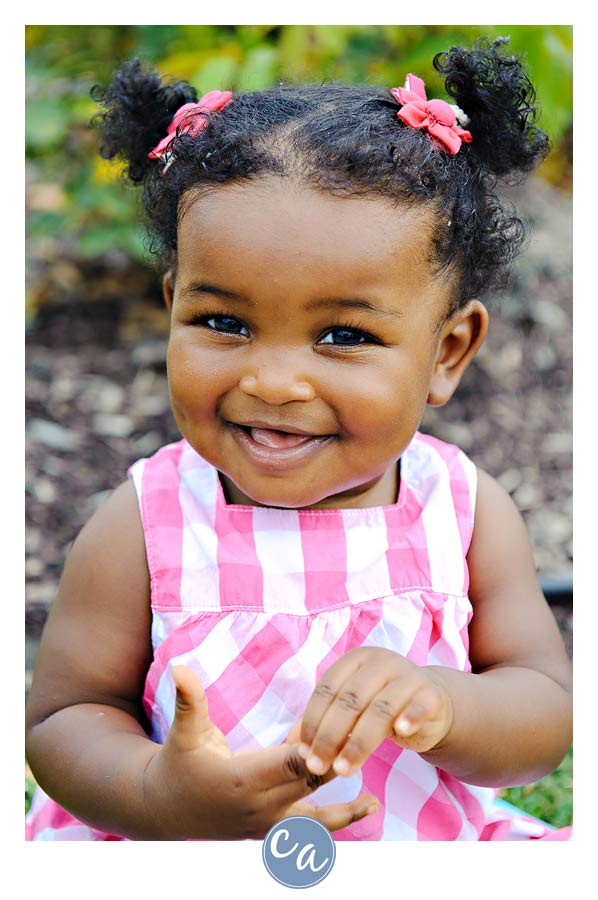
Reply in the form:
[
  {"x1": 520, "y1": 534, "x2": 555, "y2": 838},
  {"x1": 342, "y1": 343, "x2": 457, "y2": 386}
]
[{"x1": 219, "y1": 462, "x2": 400, "y2": 510}]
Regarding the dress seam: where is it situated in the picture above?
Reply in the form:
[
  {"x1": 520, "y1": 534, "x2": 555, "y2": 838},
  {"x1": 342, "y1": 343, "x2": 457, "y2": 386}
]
[{"x1": 150, "y1": 586, "x2": 472, "y2": 615}]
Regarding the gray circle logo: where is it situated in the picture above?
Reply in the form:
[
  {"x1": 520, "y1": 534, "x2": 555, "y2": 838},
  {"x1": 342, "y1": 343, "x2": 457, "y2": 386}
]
[{"x1": 262, "y1": 816, "x2": 336, "y2": 888}]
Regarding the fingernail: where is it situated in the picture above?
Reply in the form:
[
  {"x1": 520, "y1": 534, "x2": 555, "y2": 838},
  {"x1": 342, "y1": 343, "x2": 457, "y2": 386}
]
[
  {"x1": 395, "y1": 717, "x2": 413, "y2": 735},
  {"x1": 297, "y1": 743, "x2": 310, "y2": 759},
  {"x1": 367, "y1": 803, "x2": 380, "y2": 816},
  {"x1": 333, "y1": 757, "x2": 351, "y2": 776},
  {"x1": 306, "y1": 755, "x2": 326, "y2": 774}
]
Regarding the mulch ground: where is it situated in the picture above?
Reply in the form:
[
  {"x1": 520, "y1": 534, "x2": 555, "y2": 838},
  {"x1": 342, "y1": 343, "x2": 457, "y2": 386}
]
[{"x1": 25, "y1": 175, "x2": 573, "y2": 684}]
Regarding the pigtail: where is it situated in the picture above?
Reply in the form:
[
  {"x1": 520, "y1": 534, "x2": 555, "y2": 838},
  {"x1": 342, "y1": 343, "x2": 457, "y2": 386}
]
[
  {"x1": 91, "y1": 59, "x2": 197, "y2": 183},
  {"x1": 433, "y1": 37, "x2": 550, "y2": 179},
  {"x1": 90, "y1": 41, "x2": 554, "y2": 302}
]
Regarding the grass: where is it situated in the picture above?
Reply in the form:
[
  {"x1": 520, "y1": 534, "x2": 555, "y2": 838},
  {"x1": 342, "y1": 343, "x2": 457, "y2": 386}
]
[
  {"x1": 25, "y1": 767, "x2": 36, "y2": 815},
  {"x1": 499, "y1": 746, "x2": 573, "y2": 828},
  {"x1": 25, "y1": 747, "x2": 573, "y2": 827}
]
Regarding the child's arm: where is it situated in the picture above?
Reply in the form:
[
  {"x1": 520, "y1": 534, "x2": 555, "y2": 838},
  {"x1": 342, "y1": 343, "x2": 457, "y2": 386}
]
[
  {"x1": 420, "y1": 467, "x2": 572, "y2": 785},
  {"x1": 25, "y1": 481, "x2": 378, "y2": 839},
  {"x1": 298, "y1": 469, "x2": 572, "y2": 787}
]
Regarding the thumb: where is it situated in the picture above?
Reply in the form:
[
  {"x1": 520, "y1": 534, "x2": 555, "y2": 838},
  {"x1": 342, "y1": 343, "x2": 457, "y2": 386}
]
[{"x1": 168, "y1": 665, "x2": 227, "y2": 754}]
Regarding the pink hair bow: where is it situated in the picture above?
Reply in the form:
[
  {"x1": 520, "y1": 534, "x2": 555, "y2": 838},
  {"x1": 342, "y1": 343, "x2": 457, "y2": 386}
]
[
  {"x1": 390, "y1": 74, "x2": 472, "y2": 156},
  {"x1": 149, "y1": 90, "x2": 233, "y2": 166}
]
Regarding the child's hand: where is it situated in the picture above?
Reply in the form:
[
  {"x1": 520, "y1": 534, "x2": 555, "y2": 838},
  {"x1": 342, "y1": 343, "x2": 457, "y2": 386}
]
[
  {"x1": 298, "y1": 648, "x2": 453, "y2": 777},
  {"x1": 143, "y1": 665, "x2": 380, "y2": 839}
]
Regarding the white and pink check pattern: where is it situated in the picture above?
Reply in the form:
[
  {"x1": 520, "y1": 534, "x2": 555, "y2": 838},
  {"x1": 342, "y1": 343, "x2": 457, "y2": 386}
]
[{"x1": 26, "y1": 432, "x2": 570, "y2": 840}]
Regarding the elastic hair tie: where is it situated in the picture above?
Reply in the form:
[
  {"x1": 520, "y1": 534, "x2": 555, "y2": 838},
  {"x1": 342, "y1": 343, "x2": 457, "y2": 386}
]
[
  {"x1": 149, "y1": 90, "x2": 233, "y2": 172},
  {"x1": 390, "y1": 74, "x2": 472, "y2": 156}
]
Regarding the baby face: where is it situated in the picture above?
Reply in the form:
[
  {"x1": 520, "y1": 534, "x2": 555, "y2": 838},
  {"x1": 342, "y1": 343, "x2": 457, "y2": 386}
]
[{"x1": 165, "y1": 175, "x2": 461, "y2": 509}]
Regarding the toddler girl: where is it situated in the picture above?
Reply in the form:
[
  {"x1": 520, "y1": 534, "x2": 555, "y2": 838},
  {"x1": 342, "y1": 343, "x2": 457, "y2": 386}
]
[{"x1": 26, "y1": 37, "x2": 572, "y2": 841}]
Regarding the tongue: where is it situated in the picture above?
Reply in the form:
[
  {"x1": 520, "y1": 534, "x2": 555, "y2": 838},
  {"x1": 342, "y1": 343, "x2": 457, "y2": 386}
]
[{"x1": 250, "y1": 427, "x2": 313, "y2": 449}]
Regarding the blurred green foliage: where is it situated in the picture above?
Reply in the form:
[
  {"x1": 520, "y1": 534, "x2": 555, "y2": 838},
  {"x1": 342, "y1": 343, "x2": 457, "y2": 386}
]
[
  {"x1": 26, "y1": 25, "x2": 572, "y2": 270},
  {"x1": 499, "y1": 746, "x2": 573, "y2": 829}
]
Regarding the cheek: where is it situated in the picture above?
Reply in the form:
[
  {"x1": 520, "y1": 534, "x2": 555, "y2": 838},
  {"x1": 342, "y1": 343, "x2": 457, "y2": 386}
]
[
  {"x1": 167, "y1": 338, "x2": 236, "y2": 403},
  {"x1": 335, "y1": 364, "x2": 430, "y2": 434}
]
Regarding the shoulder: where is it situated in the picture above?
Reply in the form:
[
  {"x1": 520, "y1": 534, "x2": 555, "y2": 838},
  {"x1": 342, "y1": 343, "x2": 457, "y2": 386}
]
[
  {"x1": 26, "y1": 480, "x2": 152, "y2": 726},
  {"x1": 467, "y1": 465, "x2": 557, "y2": 604},
  {"x1": 69, "y1": 477, "x2": 147, "y2": 576},
  {"x1": 466, "y1": 467, "x2": 571, "y2": 684},
  {"x1": 469, "y1": 467, "x2": 531, "y2": 569}
]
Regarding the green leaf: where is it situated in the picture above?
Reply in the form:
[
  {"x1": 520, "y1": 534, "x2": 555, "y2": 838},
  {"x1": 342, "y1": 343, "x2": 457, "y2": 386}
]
[
  {"x1": 178, "y1": 25, "x2": 227, "y2": 51},
  {"x1": 237, "y1": 47, "x2": 278, "y2": 91},
  {"x1": 234, "y1": 25, "x2": 279, "y2": 49},
  {"x1": 190, "y1": 54, "x2": 238, "y2": 94},
  {"x1": 312, "y1": 25, "x2": 357, "y2": 56},
  {"x1": 499, "y1": 746, "x2": 572, "y2": 828},
  {"x1": 278, "y1": 25, "x2": 314, "y2": 74},
  {"x1": 27, "y1": 210, "x2": 71, "y2": 238},
  {"x1": 26, "y1": 776, "x2": 37, "y2": 814},
  {"x1": 78, "y1": 223, "x2": 151, "y2": 263},
  {"x1": 26, "y1": 98, "x2": 71, "y2": 151}
]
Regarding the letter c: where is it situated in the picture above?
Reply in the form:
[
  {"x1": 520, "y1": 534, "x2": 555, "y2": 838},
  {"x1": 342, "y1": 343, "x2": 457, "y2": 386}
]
[{"x1": 270, "y1": 828, "x2": 299, "y2": 859}]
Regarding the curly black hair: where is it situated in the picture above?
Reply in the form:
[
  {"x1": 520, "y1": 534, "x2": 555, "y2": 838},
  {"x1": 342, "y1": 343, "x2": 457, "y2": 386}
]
[{"x1": 92, "y1": 37, "x2": 549, "y2": 311}]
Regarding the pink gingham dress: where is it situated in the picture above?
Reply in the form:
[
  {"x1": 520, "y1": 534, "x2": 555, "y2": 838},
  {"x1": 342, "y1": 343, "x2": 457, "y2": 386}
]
[{"x1": 26, "y1": 432, "x2": 571, "y2": 840}]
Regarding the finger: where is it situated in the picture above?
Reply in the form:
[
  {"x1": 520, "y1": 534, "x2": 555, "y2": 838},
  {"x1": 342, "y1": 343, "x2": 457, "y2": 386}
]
[
  {"x1": 331, "y1": 679, "x2": 429, "y2": 776},
  {"x1": 301, "y1": 676, "x2": 385, "y2": 775},
  {"x1": 289, "y1": 794, "x2": 381, "y2": 833},
  {"x1": 237, "y1": 743, "x2": 336, "y2": 789},
  {"x1": 302, "y1": 656, "x2": 403, "y2": 774},
  {"x1": 392, "y1": 686, "x2": 453, "y2": 752},
  {"x1": 299, "y1": 650, "x2": 371, "y2": 756},
  {"x1": 233, "y1": 743, "x2": 338, "y2": 812},
  {"x1": 168, "y1": 665, "x2": 227, "y2": 753},
  {"x1": 393, "y1": 696, "x2": 433, "y2": 737},
  {"x1": 284, "y1": 719, "x2": 302, "y2": 744}
]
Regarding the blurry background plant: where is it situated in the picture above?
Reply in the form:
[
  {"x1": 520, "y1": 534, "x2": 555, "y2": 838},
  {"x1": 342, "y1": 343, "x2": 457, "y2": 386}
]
[{"x1": 25, "y1": 24, "x2": 572, "y2": 317}]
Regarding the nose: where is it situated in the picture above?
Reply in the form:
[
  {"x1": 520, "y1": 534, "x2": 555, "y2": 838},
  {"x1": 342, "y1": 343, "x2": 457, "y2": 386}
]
[{"x1": 239, "y1": 363, "x2": 315, "y2": 405}]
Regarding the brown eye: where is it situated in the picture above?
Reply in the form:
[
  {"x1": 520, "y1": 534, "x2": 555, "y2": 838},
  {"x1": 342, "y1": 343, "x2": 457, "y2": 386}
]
[
  {"x1": 319, "y1": 327, "x2": 370, "y2": 346},
  {"x1": 194, "y1": 314, "x2": 250, "y2": 336}
]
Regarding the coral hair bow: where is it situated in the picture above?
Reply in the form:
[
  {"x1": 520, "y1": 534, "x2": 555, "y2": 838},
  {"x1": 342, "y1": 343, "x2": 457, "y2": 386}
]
[
  {"x1": 390, "y1": 74, "x2": 472, "y2": 156},
  {"x1": 149, "y1": 90, "x2": 233, "y2": 164}
]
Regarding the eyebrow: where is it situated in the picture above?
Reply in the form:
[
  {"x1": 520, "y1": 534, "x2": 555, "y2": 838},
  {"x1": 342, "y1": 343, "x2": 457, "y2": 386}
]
[
  {"x1": 305, "y1": 297, "x2": 404, "y2": 319},
  {"x1": 180, "y1": 283, "x2": 403, "y2": 319},
  {"x1": 181, "y1": 282, "x2": 254, "y2": 305}
]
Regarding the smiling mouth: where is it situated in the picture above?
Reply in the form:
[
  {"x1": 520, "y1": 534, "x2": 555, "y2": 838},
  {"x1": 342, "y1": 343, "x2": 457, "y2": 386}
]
[
  {"x1": 227, "y1": 423, "x2": 334, "y2": 469},
  {"x1": 242, "y1": 426, "x2": 315, "y2": 449}
]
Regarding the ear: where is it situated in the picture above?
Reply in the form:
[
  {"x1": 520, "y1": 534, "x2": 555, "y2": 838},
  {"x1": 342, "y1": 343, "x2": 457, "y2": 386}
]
[
  {"x1": 162, "y1": 270, "x2": 175, "y2": 312},
  {"x1": 427, "y1": 300, "x2": 488, "y2": 407}
]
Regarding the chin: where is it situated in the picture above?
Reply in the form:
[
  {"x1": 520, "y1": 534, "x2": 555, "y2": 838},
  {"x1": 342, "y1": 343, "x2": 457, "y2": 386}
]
[
  {"x1": 246, "y1": 487, "x2": 324, "y2": 510},
  {"x1": 223, "y1": 474, "x2": 328, "y2": 510}
]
